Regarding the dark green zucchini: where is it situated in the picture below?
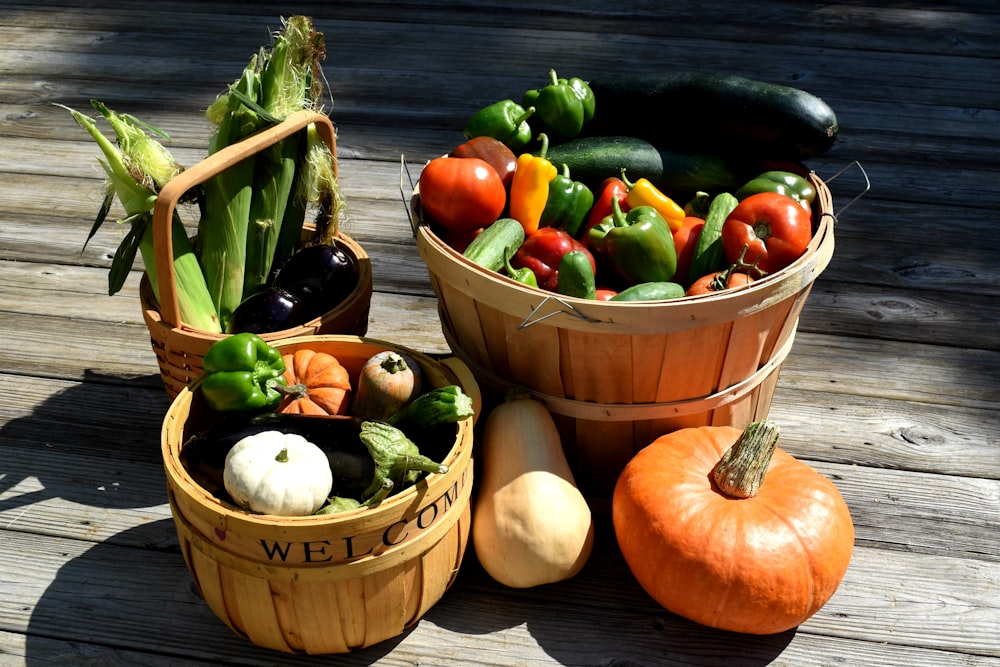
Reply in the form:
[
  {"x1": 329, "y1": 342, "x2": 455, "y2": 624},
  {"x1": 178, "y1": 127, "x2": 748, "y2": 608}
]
[
  {"x1": 586, "y1": 73, "x2": 839, "y2": 161},
  {"x1": 540, "y1": 135, "x2": 749, "y2": 201}
]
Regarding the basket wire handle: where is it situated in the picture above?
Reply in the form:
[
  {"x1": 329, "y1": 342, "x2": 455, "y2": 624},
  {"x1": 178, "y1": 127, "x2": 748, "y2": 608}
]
[
  {"x1": 518, "y1": 295, "x2": 605, "y2": 329},
  {"x1": 825, "y1": 160, "x2": 870, "y2": 219},
  {"x1": 152, "y1": 109, "x2": 337, "y2": 329}
]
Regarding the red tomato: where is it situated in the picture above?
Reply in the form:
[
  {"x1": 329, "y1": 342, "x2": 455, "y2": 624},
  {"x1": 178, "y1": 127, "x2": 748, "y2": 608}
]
[
  {"x1": 443, "y1": 227, "x2": 483, "y2": 253},
  {"x1": 721, "y1": 192, "x2": 812, "y2": 274},
  {"x1": 686, "y1": 270, "x2": 755, "y2": 296},
  {"x1": 595, "y1": 288, "x2": 618, "y2": 301},
  {"x1": 419, "y1": 157, "x2": 506, "y2": 233},
  {"x1": 672, "y1": 216, "x2": 705, "y2": 286},
  {"x1": 449, "y1": 136, "x2": 517, "y2": 188}
]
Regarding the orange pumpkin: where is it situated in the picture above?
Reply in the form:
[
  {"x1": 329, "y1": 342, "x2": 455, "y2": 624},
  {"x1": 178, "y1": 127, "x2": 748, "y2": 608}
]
[
  {"x1": 279, "y1": 349, "x2": 351, "y2": 416},
  {"x1": 612, "y1": 420, "x2": 854, "y2": 635}
]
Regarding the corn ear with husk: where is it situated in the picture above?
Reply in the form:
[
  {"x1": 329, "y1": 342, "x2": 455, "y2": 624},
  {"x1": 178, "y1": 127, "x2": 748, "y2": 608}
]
[
  {"x1": 60, "y1": 100, "x2": 222, "y2": 334},
  {"x1": 200, "y1": 64, "x2": 263, "y2": 330},
  {"x1": 201, "y1": 15, "x2": 331, "y2": 331}
]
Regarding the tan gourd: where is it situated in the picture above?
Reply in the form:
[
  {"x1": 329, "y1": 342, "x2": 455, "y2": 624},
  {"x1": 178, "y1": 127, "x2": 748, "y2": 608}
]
[{"x1": 472, "y1": 390, "x2": 594, "y2": 588}]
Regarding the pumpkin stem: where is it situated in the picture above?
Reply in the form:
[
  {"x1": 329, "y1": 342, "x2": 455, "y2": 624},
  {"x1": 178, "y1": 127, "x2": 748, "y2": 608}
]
[
  {"x1": 711, "y1": 420, "x2": 781, "y2": 499},
  {"x1": 381, "y1": 352, "x2": 409, "y2": 374},
  {"x1": 275, "y1": 447, "x2": 290, "y2": 463}
]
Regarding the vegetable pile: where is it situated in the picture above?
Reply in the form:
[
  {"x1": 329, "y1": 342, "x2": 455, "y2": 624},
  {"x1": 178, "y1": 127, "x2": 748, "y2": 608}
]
[
  {"x1": 417, "y1": 69, "x2": 836, "y2": 300},
  {"x1": 64, "y1": 16, "x2": 360, "y2": 334},
  {"x1": 181, "y1": 334, "x2": 475, "y2": 516}
]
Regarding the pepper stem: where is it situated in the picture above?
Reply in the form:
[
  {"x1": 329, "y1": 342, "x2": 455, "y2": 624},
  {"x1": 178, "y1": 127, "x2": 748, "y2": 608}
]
[{"x1": 711, "y1": 420, "x2": 781, "y2": 499}]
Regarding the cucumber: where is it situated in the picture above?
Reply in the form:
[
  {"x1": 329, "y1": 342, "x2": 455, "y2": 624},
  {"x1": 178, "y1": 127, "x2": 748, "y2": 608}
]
[
  {"x1": 610, "y1": 281, "x2": 686, "y2": 302},
  {"x1": 540, "y1": 135, "x2": 748, "y2": 202},
  {"x1": 556, "y1": 250, "x2": 597, "y2": 300},
  {"x1": 462, "y1": 217, "x2": 525, "y2": 272},
  {"x1": 689, "y1": 192, "x2": 739, "y2": 283},
  {"x1": 587, "y1": 73, "x2": 839, "y2": 161}
]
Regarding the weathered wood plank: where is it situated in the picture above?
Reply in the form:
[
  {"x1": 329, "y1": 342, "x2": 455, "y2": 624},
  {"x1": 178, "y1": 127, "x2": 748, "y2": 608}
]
[{"x1": 0, "y1": 527, "x2": 996, "y2": 664}]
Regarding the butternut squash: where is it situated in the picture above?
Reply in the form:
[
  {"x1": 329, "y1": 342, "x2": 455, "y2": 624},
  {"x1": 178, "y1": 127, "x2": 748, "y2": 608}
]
[{"x1": 472, "y1": 390, "x2": 594, "y2": 588}]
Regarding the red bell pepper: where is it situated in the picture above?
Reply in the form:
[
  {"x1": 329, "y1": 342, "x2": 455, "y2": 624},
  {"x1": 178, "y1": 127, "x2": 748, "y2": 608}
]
[
  {"x1": 511, "y1": 227, "x2": 595, "y2": 292},
  {"x1": 721, "y1": 192, "x2": 812, "y2": 275},
  {"x1": 672, "y1": 216, "x2": 705, "y2": 286},
  {"x1": 583, "y1": 176, "x2": 629, "y2": 245}
]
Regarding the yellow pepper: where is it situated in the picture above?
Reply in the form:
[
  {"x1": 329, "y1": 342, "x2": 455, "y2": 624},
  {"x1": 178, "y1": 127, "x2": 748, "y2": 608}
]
[
  {"x1": 621, "y1": 169, "x2": 686, "y2": 231},
  {"x1": 509, "y1": 133, "x2": 558, "y2": 234}
]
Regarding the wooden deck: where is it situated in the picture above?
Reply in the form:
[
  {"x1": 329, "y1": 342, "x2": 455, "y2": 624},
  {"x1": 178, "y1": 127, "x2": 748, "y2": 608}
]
[{"x1": 2, "y1": 0, "x2": 998, "y2": 664}]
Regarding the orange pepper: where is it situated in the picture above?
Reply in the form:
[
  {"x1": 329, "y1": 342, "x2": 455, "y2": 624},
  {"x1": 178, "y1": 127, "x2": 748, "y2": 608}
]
[
  {"x1": 621, "y1": 168, "x2": 686, "y2": 231},
  {"x1": 509, "y1": 134, "x2": 558, "y2": 234}
]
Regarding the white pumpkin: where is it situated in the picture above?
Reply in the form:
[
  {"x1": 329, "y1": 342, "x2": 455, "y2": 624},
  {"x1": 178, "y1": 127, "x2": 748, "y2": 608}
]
[{"x1": 223, "y1": 430, "x2": 333, "y2": 516}]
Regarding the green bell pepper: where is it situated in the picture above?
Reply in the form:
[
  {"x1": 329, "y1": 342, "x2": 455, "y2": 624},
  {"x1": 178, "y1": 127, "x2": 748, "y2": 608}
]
[
  {"x1": 588, "y1": 198, "x2": 677, "y2": 285},
  {"x1": 198, "y1": 332, "x2": 288, "y2": 412},
  {"x1": 463, "y1": 99, "x2": 536, "y2": 152},
  {"x1": 522, "y1": 69, "x2": 595, "y2": 141},
  {"x1": 735, "y1": 170, "x2": 816, "y2": 211},
  {"x1": 540, "y1": 163, "x2": 594, "y2": 237},
  {"x1": 556, "y1": 250, "x2": 597, "y2": 299}
]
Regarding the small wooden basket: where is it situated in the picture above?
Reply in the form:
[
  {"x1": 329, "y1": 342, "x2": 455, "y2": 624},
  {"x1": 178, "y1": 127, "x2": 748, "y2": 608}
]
[
  {"x1": 141, "y1": 110, "x2": 372, "y2": 399},
  {"x1": 162, "y1": 335, "x2": 478, "y2": 655},
  {"x1": 412, "y1": 174, "x2": 835, "y2": 503}
]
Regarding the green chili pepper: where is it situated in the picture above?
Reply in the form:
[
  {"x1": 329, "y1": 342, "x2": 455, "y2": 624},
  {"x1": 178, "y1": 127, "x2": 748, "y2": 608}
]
[
  {"x1": 588, "y1": 198, "x2": 677, "y2": 285},
  {"x1": 198, "y1": 332, "x2": 287, "y2": 412},
  {"x1": 522, "y1": 69, "x2": 594, "y2": 141},
  {"x1": 556, "y1": 250, "x2": 597, "y2": 299},
  {"x1": 540, "y1": 163, "x2": 594, "y2": 238},
  {"x1": 735, "y1": 170, "x2": 816, "y2": 211},
  {"x1": 463, "y1": 99, "x2": 536, "y2": 151},
  {"x1": 504, "y1": 251, "x2": 539, "y2": 287}
]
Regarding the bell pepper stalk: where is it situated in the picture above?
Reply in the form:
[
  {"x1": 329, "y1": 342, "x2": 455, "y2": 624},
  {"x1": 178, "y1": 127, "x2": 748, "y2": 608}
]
[
  {"x1": 735, "y1": 170, "x2": 816, "y2": 214},
  {"x1": 621, "y1": 168, "x2": 686, "y2": 232},
  {"x1": 540, "y1": 163, "x2": 595, "y2": 238},
  {"x1": 194, "y1": 332, "x2": 293, "y2": 412},
  {"x1": 588, "y1": 198, "x2": 678, "y2": 285},
  {"x1": 509, "y1": 133, "x2": 558, "y2": 235},
  {"x1": 721, "y1": 192, "x2": 813, "y2": 274},
  {"x1": 504, "y1": 251, "x2": 538, "y2": 287},
  {"x1": 522, "y1": 69, "x2": 595, "y2": 140},
  {"x1": 463, "y1": 99, "x2": 537, "y2": 152},
  {"x1": 449, "y1": 135, "x2": 518, "y2": 188},
  {"x1": 510, "y1": 226, "x2": 595, "y2": 293}
]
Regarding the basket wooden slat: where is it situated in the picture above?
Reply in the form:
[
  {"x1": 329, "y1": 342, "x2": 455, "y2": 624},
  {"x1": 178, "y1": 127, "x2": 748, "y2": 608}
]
[
  {"x1": 141, "y1": 110, "x2": 372, "y2": 398},
  {"x1": 414, "y1": 173, "x2": 835, "y2": 502},
  {"x1": 161, "y1": 335, "x2": 477, "y2": 655}
]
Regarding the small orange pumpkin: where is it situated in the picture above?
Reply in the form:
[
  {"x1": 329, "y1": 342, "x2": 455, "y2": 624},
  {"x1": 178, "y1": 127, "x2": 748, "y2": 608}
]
[
  {"x1": 279, "y1": 349, "x2": 351, "y2": 416},
  {"x1": 613, "y1": 420, "x2": 854, "y2": 635}
]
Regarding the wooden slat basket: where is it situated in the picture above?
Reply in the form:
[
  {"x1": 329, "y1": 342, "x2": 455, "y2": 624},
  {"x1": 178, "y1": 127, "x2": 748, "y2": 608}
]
[
  {"x1": 141, "y1": 110, "x2": 372, "y2": 399},
  {"x1": 412, "y1": 173, "x2": 834, "y2": 504},
  {"x1": 161, "y1": 335, "x2": 478, "y2": 655}
]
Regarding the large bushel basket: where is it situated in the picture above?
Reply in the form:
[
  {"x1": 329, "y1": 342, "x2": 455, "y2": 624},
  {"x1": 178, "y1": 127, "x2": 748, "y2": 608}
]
[
  {"x1": 162, "y1": 335, "x2": 478, "y2": 654},
  {"x1": 141, "y1": 110, "x2": 372, "y2": 399},
  {"x1": 413, "y1": 173, "x2": 834, "y2": 505}
]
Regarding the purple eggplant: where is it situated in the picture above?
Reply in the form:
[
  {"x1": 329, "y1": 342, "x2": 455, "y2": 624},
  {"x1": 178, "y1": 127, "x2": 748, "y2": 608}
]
[
  {"x1": 227, "y1": 287, "x2": 304, "y2": 334},
  {"x1": 274, "y1": 243, "x2": 359, "y2": 320}
]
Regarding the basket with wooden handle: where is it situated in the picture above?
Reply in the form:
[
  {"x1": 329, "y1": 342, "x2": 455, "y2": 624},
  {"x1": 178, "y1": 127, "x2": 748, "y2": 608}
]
[{"x1": 140, "y1": 110, "x2": 372, "y2": 399}]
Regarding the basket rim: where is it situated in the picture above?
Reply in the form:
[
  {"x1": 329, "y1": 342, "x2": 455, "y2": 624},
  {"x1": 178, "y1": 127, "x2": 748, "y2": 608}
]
[{"x1": 411, "y1": 172, "x2": 834, "y2": 334}]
